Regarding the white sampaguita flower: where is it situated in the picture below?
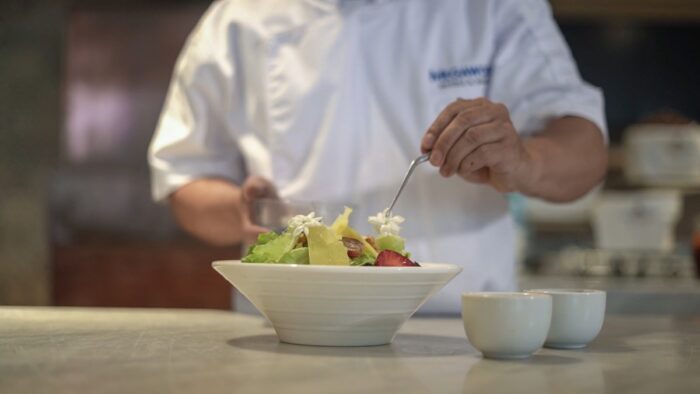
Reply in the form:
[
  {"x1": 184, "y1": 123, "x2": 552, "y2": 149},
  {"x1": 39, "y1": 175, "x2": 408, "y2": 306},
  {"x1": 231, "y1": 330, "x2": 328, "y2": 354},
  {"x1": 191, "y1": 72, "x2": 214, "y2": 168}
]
[
  {"x1": 368, "y1": 209, "x2": 405, "y2": 236},
  {"x1": 287, "y1": 212, "x2": 323, "y2": 237}
]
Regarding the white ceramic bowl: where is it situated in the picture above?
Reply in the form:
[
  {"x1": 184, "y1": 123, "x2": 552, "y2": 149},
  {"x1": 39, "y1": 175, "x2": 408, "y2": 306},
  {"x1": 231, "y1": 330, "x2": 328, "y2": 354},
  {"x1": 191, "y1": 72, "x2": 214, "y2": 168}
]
[
  {"x1": 213, "y1": 260, "x2": 461, "y2": 346},
  {"x1": 526, "y1": 289, "x2": 606, "y2": 349},
  {"x1": 461, "y1": 292, "x2": 552, "y2": 359}
]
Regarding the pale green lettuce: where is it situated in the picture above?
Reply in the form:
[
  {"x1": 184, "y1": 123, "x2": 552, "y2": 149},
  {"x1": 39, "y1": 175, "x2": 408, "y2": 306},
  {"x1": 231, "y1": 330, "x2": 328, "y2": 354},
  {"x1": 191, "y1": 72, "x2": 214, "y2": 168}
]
[
  {"x1": 376, "y1": 234, "x2": 405, "y2": 254},
  {"x1": 350, "y1": 252, "x2": 376, "y2": 266},
  {"x1": 278, "y1": 247, "x2": 310, "y2": 264},
  {"x1": 242, "y1": 231, "x2": 297, "y2": 263}
]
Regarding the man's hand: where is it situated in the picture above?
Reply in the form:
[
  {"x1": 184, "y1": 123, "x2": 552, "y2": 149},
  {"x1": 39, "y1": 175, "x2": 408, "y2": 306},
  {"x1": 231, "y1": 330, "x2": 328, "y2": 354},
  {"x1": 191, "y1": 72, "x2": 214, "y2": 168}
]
[
  {"x1": 238, "y1": 176, "x2": 278, "y2": 245},
  {"x1": 421, "y1": 97, "x2": 535, "y2": 193},
  {"x1": 169, "y1": 176, "x2": 278, "y2": 246},
  {"x1": 421, "y1": 97, "x2": 607, "y2": 202}
]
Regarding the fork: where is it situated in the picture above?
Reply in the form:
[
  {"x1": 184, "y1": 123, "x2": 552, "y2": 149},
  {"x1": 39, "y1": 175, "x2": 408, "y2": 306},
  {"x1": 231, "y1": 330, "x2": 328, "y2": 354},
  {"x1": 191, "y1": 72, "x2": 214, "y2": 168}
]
[{"x1": 386, "y1": 152, "x2": 431, "y2": 216}]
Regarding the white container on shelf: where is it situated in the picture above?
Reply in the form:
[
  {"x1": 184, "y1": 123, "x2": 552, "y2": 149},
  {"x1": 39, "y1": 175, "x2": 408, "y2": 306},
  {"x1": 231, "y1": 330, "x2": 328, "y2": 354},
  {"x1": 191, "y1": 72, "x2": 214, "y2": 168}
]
[
  {"x1": 623, "y1": 123, "x2": 700, "y2": 187},
  {"x1": 522, "y1": 187, "x2": 601, "y2": 224},
  {"x1": 592, "y1": 190, "x2": 681, "y2": 252}
]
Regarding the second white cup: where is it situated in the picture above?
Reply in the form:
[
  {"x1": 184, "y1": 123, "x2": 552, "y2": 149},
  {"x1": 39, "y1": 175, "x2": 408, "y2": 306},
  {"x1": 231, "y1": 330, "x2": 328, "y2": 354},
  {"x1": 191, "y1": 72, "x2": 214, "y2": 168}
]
[
  {"x1": 461, "y1": 292, "x2": 552, "y2": 359},
  {"x1": 526, "y1": 289, "x2": 606, "y2": 349}
]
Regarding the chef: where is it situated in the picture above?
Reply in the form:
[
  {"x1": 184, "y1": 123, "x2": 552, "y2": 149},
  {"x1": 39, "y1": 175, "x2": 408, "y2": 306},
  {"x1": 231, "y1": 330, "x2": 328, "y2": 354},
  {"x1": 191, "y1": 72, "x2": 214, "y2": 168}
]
[{"x1": 149, "y1": 0, "x2": 607, "y2": 313}]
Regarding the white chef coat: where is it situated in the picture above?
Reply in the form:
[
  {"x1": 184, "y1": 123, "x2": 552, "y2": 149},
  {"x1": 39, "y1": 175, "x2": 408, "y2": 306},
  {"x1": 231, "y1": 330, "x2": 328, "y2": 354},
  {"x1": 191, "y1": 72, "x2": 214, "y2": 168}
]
[{"x1": 149, "y1": 0, "x2": 606, "y2": 314}]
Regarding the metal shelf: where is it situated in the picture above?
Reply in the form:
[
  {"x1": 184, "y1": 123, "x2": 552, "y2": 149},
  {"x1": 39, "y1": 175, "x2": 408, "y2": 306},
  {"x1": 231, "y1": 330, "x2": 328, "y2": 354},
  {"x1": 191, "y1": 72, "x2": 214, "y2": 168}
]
[{"x1": 528, "y1": 246, "x2": 696, "y2": 278}]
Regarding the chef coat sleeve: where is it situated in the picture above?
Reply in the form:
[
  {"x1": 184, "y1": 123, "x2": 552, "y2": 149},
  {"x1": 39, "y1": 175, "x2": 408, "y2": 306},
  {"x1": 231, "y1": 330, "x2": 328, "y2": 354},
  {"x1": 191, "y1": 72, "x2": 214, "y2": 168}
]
[
  {"x1": 148, "y1": 2, "x2": 246, "y2": 202},
  {"x1": 488, "y1": 0, "x2": 607, "y2": 140}
]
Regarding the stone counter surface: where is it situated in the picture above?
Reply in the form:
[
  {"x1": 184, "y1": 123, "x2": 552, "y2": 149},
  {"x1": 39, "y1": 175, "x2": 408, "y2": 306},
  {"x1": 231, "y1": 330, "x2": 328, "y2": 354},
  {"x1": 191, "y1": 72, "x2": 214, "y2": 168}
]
[{"x1": 1, "y1": 307, "x2": 698, "y2": 394}]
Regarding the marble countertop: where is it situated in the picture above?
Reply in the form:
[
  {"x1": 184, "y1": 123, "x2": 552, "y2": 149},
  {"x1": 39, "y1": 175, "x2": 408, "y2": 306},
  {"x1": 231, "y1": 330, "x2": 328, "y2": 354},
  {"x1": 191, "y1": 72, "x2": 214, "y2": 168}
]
[{"x1": 1, "y1": 307, "x2": 699, "y2": 394}]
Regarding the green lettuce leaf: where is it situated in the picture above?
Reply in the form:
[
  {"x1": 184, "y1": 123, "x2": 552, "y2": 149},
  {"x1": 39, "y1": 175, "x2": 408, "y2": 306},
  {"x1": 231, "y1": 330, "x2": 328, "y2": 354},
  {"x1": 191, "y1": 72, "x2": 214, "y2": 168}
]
[
  {"x1": 278, "y1": 247, "x2": 310, "y2": 264},
  {"x1": 376, "y1": 234, "x2": 405, "y2": 254},
  {"x1": 256, "y1": 231, "x2": 279, "y2": 245},
  {"x1": 351, "y1": 252, "x2": 376, "y2": 266},
  {"x1": 244, "y1": 231, "x2": 279, "y2": 256},
  {"x1": 242, "y1": 231, "x2": 296, "y2": 263}
]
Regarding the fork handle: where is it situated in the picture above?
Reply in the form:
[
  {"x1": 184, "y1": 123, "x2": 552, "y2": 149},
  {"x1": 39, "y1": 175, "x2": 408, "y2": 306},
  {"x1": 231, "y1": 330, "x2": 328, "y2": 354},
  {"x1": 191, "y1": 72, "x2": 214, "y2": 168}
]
[{"x1": 386, "y1": 152, "x2": 431, "y2": 216}]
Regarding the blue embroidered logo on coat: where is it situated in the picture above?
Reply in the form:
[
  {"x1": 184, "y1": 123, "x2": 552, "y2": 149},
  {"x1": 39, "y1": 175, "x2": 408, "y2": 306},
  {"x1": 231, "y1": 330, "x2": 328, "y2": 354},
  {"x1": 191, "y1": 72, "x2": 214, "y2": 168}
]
[{"x1": 429, "y1": 65, "x2": 492, "y2": 88}]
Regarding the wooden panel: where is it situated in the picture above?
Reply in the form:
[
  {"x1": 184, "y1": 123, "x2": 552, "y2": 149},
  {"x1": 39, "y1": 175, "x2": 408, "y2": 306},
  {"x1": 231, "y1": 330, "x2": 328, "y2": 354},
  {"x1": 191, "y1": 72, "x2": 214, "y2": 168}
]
[{"x1": 52, "y1": 240, "x2": 239, "y2": 309}]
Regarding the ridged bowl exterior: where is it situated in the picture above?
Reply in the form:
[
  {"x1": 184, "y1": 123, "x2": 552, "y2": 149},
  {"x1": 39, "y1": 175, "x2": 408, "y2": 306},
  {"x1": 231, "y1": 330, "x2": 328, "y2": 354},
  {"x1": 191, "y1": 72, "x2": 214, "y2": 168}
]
[{"x1": 213, "y1": 261, "x2": 461, "y2": 346}]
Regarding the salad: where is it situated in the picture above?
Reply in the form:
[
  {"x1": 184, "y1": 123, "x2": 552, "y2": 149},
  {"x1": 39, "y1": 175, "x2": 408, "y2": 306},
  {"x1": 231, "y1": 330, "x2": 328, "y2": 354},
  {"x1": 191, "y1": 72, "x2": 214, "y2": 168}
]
[{"x1": 242, "y1": 207, "x2": 419, "y2": 267}]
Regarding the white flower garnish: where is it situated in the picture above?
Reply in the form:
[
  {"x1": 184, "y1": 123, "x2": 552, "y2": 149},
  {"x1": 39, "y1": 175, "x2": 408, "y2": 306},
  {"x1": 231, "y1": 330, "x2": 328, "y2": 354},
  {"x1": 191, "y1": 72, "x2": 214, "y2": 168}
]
[
  {"x1": 368, "y1": 209, "x2": 405, "y2": 236},
  {"x1": 287, "y1": 212, "x2": 323, "y2": 237}
]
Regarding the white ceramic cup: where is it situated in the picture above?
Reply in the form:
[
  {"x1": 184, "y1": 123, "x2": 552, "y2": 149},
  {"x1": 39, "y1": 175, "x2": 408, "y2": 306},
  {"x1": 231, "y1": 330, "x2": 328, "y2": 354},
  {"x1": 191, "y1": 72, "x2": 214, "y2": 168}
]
[
  {"x1": 461, "y1": 292, "x2": 552, "y2": 359},
  {"x1": 526, "y1": 289, "x2": 606, "y2": 349}
]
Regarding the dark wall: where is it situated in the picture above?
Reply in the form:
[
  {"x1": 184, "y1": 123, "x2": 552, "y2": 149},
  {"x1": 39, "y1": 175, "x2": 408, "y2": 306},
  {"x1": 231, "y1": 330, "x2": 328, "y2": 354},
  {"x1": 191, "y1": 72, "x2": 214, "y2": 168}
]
[{"x1": 561, "y1": 22, "x2": 700, "y2": 142}]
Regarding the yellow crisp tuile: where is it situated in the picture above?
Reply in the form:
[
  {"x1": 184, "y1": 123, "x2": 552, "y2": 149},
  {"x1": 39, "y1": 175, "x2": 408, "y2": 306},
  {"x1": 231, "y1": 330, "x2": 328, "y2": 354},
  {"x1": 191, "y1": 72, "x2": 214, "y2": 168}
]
[
  {"x1": 331, "y1": 207, "x2": 378, "y2": 257},
  {"x1": 307, "y1": 225, "x2": 350, "y2": 265}
]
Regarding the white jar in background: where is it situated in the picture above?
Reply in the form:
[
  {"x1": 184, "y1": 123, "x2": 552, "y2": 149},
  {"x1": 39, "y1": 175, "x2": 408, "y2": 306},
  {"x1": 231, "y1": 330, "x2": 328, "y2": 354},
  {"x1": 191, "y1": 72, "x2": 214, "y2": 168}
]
[
  {"x1": 624, "y1": 123, "x2": 700, "y2": 187},
  {"x1": 592, "y1": 190, "x2": 681, "y2": 252}
]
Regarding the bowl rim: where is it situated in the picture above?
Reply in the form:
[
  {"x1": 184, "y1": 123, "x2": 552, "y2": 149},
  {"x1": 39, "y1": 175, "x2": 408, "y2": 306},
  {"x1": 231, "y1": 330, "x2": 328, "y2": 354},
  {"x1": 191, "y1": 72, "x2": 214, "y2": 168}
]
[
  {"x1": 461, "y1": 292, "x2": 552, "y2": 300},
  {"x1": 213, "y1": 260, "x2": 462, "y2": 274},
  {"x1": 525, "y1": 288, "x2": 606, "y2": 296}
]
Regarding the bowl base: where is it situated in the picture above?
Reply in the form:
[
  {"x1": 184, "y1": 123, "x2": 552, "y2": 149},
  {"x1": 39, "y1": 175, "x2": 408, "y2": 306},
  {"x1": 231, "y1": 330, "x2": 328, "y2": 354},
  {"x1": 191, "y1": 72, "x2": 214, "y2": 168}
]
[
  {"x1": 277, "y1": 329, "x2": 394, "y2": 347},
  {"x1": 544, "y1": 343, "x2": 587, "y2": 349},
  {"x1": 481, "y1": 352, "x2": 534, "y2": 360}
]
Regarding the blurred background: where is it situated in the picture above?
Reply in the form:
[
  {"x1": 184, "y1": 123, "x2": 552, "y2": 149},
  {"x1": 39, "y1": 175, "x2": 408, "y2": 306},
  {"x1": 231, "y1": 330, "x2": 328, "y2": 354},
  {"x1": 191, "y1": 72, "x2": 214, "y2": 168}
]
[{"x1": 1, "y1": 0, "x2": 699, "y2": 312}]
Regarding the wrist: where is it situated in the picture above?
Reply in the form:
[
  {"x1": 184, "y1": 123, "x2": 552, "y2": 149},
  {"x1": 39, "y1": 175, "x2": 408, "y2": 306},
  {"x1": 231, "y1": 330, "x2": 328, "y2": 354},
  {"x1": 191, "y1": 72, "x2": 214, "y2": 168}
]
[{"x1": 515, "y1": 138, "x2": 545, "y2": 198}]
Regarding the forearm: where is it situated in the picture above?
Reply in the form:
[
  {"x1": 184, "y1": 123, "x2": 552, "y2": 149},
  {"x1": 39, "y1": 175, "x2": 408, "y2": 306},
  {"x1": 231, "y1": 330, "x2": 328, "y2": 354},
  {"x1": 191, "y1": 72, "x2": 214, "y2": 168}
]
[
  {"x1": 169, "y1": 178, "x2": 245, "y2": 246},
  {"x1": 518, "y1": 116, "x2": 607, "y2": 202}
]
